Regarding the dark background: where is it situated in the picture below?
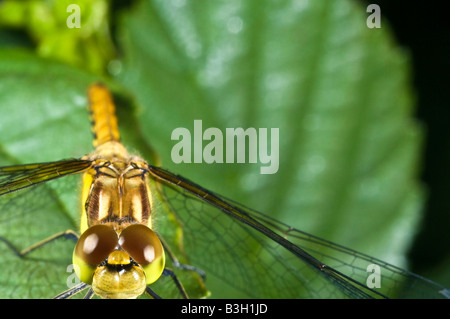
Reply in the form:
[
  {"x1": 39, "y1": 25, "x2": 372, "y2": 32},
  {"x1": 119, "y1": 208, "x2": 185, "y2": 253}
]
[{"x1": 373, "y1": 1, "x2": 450, "y2": 284}]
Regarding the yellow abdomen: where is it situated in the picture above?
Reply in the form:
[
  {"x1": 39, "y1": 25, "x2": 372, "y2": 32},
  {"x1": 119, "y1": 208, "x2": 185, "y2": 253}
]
[{"x1": 88, "y1": 84, "x2": 121, "y2": 148}]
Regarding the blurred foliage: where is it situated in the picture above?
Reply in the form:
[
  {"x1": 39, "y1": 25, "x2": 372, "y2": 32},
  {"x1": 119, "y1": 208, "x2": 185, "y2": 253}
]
[{"x1": 0, "y1": 0, "x2": 115, "y2": 73}]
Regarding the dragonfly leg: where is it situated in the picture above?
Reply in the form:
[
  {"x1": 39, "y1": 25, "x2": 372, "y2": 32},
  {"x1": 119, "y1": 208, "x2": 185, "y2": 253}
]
[
  {"x1": 162, "y1": 268, "x2": 189, "y2": 299},
  {"x1": 145, "y1": 286, "x2": 162, "y2": 299},
  {"x1": 83, "y1": 288, "x2": 95, "y2": 299},
  {"x1": 169, "y1": 259, "x2": 206, "y2": 279},
  {"x1": 145, "y1": 268, "x2": 189, "y2": 299},
  {"x1": 159, "y1": 236, "x2": 206, "y2": 279},
  {"x1": 0, "y1": 229, "x2": 78, "y2": 258},
  {"x1": 0, "y1": 230, "x2": 84, "y2": 299},
  {"x1": 54, "y1": 282, "x2": 90, "y2": 299}
]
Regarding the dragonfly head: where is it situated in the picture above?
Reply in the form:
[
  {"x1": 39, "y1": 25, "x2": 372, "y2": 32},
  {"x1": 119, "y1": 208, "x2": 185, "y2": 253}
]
[
  {"x1": 73, "y1": 224, "x2": 165, "y2": 299},
  {"x1": 92, "y1": 250, "x2": 146, "y2": 299}
]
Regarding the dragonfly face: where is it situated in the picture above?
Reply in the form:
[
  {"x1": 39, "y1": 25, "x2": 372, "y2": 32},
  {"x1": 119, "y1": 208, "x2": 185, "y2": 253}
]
[
  {"x1": 73, "y1": 223, "x2": 165, "y2": 299},
  {"x1": 0, "y1": 83, "x2": 448, "y2": 299}
]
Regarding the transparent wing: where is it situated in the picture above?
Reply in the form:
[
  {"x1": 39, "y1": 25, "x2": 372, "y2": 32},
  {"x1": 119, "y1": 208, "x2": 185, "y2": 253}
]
[
  {"x1": 148, "y1": 165, "x2": 449, "y2": 299},
  {"x1": 0, "y1": 173, "x2": 83, "y2": 298},
  {"x1": 0, "y1": 159, "x2": 92, "y2": 298},
  {"x1": 247, "y1": 206, "x2": 450, "y2": 299},
  {"x1": 0, "y1": 160, "x2": 447, "y2": 299},
  {"x1": 0, "y1": 159, "x2": 92, "y2": 195}
]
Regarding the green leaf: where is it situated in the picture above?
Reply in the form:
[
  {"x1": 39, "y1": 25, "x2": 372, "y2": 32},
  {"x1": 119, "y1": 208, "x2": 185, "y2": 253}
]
[
  {"x1": 0, "y1": 0, "x2": 428, "y2": 298},
  {"x1": 115, "y1": 0, "x2": 423, "y2": 290}
]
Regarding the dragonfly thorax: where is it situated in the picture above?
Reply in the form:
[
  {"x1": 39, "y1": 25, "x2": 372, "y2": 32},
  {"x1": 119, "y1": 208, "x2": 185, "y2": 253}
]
[{"x1": 80, "y1": 155, "x2": 153, "y2": 233}]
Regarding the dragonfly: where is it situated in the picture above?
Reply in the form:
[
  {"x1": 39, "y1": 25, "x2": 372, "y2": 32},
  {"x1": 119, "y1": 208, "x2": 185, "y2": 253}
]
[{"x1": 0, "y1": 84, "x2": 448, "y2": 299}]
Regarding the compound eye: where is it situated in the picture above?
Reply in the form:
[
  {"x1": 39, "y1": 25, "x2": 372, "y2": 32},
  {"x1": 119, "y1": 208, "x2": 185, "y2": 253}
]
[
  {"x1": 75, "y1": 224, "x2": 118, "y2": 265},
  {"x1": 119, "y1": 224, "x2": 163, "y2": 265}
]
